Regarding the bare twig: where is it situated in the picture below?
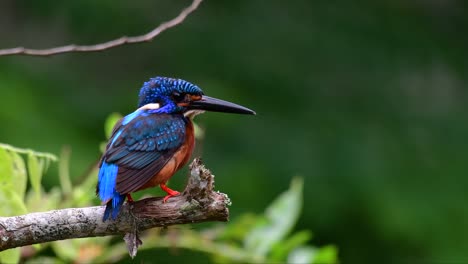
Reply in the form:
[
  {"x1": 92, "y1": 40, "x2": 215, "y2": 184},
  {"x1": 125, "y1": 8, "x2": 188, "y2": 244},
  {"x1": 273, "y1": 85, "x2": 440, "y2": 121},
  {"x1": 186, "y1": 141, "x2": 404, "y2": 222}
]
[
  {"x1": 0, "y1": 0, "x2": 202, "y2": 57},
  {"x1": 0, "y1": 158, "x2": 229, "y2": 257}
]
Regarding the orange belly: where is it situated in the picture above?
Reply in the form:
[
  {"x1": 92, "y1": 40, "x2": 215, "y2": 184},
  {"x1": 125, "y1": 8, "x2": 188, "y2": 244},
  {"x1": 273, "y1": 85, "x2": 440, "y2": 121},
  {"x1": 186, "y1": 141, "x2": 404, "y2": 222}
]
[{"x1": 138, "y1": 120, "x2": 195, "y2": 191}]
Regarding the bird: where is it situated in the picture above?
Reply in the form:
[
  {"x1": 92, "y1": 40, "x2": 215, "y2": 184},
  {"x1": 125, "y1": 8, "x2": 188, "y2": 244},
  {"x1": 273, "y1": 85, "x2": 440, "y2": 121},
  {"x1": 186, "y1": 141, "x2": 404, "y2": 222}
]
[{"x1": 96, "y1": 76, "x2": 255, "y2": 221}]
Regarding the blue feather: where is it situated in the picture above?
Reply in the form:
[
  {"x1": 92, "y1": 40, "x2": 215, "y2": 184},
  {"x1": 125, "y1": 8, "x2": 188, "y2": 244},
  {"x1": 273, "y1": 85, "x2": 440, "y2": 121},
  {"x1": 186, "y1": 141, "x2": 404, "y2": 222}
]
[
  {"x1": 122, "y1": 110, "x2": 142, "y2": 125},
  {"x1": 110, "y1": 130, "x2": 123, "y2": 146},
  {"x1": 98, "y1": 161, "x2": 125, "y2": 221},
  {"x1": 98, "y1": 161, "x2": 118, "y2": 201},
  {"x1": 103, "y1": 192, "x2": 125, "y2": 221}
]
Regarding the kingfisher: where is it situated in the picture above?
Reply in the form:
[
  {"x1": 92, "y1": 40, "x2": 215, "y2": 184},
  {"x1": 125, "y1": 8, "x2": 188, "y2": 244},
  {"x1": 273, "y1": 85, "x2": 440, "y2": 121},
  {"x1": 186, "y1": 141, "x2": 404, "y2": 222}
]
[{"x1": 96, "y1": 76, "x2": 255, "y2": 221}]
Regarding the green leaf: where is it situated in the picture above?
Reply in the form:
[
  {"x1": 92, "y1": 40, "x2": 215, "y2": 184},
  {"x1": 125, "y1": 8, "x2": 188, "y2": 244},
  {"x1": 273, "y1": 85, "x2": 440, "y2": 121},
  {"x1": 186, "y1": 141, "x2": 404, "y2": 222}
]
[
  {"x1": 51, "y1": 239, "x2": 78, "y2": 261},
  {"x1": 24, "y1": 256, "x2": 65, "y2": 264},
  {"x1": 0, "y1": 149, "x2": 28, "y2": 216},
  {"x1": 270, "y1": 230, "x2": 312, "y2": 261},
  {"x1": 42, "y1": 187, "x2": 62, "y2": 211},
  {"x1": 99, "y1": 142, "x2": 107, "y2": 154},
  {"x1": 43, "y1": 155, "x2": 51, "y2": 173},
  {"x1": 0, "y1": 186, "x2": 28, "y2": 216},
  {"x1": 0, "y1": 143, "x2": 58, "y2": 162},
  {"x1": 104, "y1": 112, "x2": 122, "y2": 139},
  {"x1": 313, "y1": 245, "x2": 338, "y2": 264},
  {"x1": 0, "y1": 248, "x2": 21, "y2": 264},
  {"x1": 58, "y1": 146, "x2": 72, "y2": 195},
  {"x1": 0, "y1": 148, "x2": 14, "y2": 186},
  {"x1": 244, "y1": 177, "x2": 304, "y2": 257},
  {"x1": 31, "y1": 243, "x2": 42, "y2": 251},
  {"x1": 219, "y1": 213, "x2": 260, "y2": 242},
  {"x1": 70, "y1": 167, "x2": 99, "y2": 207},
  {"x1": 287, "y1": 246, "x2": 316, "y2": 264},
  {"x1": 27, "y1": 151, "x2": 44, "y2": 199},
  {"x1": 10, "y1": 151, "x2": 27, "y2": 199},
  {"x1": 287, "y1": 245, "x2": 338, "y2": 264},
  {"x1": 25, "y1": 187, "x2": 61, "y2": 213}
]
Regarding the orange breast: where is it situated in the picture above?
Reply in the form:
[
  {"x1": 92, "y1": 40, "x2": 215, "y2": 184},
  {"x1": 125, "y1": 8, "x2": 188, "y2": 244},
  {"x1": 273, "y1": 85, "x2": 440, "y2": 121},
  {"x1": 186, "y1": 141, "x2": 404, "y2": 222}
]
[{"x1": 138, "y1": 120, "x2": 195, "y2": 191}]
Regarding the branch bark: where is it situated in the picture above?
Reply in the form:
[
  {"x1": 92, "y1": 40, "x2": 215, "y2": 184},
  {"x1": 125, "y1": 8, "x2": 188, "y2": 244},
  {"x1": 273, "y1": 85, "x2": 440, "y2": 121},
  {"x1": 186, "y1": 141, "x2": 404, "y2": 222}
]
[
  {"x1": 0, "y1": 0, "x2": 202, "y2": 57},
  {"x1": 0, "y1": 158, "x2": 229, "y2": 255}
]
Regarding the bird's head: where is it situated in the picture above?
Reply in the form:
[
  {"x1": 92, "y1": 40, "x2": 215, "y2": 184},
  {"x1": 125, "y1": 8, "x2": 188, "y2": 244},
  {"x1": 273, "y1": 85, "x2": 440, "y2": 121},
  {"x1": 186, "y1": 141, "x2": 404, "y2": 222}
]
[{"x1": 137, "y1": 77, "x2": 255, "y2": 117}]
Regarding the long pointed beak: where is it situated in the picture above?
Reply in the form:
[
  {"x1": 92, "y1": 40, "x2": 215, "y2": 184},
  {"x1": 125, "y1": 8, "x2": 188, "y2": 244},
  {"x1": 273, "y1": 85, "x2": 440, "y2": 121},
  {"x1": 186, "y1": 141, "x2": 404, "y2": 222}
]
[{"x1": 188, "y1": 95, "x2": 256, "y2": 115}]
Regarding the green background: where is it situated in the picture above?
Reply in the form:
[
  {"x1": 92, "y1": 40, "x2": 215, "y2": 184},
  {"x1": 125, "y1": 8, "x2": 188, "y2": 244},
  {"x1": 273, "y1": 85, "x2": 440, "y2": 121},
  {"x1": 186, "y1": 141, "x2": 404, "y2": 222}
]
[{"x1": 1, "y1": 0, "x2": 468, "y2": 263}]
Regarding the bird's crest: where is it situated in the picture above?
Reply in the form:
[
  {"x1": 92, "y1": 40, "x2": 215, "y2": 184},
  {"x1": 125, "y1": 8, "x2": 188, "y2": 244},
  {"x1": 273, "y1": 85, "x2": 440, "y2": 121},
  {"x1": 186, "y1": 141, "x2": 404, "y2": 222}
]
[{"x1": 138, "y1": 77, "x2": 203, "y2": 107}]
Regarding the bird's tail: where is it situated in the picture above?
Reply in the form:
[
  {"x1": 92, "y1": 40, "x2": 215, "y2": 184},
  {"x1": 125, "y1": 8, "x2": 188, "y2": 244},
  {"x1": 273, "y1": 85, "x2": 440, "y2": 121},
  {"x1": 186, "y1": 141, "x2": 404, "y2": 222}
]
[
  {"x1": 103, "y1": 194, "x2": 126, "y2": 221},
  {"x1": 97, "y1": 161, "x2": 126, "y2": 221}
]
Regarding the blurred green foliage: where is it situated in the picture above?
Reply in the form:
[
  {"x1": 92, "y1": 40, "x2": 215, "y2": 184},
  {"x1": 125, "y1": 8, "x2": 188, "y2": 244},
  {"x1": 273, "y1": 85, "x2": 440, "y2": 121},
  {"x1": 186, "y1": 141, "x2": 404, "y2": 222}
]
[
  {"x1": 0, "y1": 141, "x2": 335, "y2": 263},
  {"x1": 1, "y1": 0, "x2": 468, "y2": 263},
  {"x1": 0, "y1": 144, "x2": 57, "y2": 263}
]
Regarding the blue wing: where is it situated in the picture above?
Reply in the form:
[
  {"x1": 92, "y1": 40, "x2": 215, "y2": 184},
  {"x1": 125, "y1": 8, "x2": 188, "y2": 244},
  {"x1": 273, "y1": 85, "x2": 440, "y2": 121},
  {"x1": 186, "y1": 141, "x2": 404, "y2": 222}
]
[{"x1": 97, "y1": 110, "x2": 186, "y2": 220}]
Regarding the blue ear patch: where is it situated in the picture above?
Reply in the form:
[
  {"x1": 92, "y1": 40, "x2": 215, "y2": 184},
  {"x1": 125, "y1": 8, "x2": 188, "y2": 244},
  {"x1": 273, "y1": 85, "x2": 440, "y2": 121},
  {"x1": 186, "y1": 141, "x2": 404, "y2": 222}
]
[{"x1": 98, "y1": 161, "x2": 125, "y2": 221}]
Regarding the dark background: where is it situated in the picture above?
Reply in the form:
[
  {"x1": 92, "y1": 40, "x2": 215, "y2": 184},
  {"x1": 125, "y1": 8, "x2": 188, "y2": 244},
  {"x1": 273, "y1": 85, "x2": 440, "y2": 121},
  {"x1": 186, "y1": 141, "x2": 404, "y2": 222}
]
[{"x1": 1, "y1": 0, "x2": 468, "y2": 263}]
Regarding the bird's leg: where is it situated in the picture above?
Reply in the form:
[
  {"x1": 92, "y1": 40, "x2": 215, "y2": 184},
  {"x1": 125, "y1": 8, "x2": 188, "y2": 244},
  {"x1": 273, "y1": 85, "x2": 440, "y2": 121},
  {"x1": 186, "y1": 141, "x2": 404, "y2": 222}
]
[
  {"x1": 126, "y1": 194, "x2": 134, "y2": 203},
  {"x1": 160, "y1": 183, "x2": 180, "y2": 203}
]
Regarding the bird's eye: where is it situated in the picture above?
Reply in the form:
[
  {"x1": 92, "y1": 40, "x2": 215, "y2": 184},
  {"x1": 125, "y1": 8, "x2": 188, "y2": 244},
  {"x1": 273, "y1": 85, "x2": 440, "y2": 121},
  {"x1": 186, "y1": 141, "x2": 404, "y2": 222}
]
[{"x1": 172, "y1": 91, "x2": 186, "y2": 102}]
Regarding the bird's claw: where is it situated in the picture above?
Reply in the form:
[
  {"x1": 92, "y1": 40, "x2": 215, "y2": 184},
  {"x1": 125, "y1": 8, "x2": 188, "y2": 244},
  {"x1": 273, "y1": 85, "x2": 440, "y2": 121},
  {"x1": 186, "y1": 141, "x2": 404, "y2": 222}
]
[
  {"x1": 126, "y1": 194, "x2": 134, "y2": 203},
  {"x1": 160, "y1": 183, "x2": 180, "y2": 203},
  {"x1": 163, "y1": 190, "x2": 180, "y2": 203}
]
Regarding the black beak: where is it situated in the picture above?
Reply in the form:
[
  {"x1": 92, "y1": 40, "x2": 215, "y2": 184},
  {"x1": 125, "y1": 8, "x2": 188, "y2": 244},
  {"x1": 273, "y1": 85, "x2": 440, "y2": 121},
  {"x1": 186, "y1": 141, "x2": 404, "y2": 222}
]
[{"x1": 188, "y1": 96, "x2": 256, "y2": 115}]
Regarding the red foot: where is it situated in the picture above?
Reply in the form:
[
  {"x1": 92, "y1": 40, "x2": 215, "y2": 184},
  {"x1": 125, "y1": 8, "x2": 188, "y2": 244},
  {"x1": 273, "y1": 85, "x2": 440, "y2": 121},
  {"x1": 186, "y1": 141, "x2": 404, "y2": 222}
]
[
  {"x1": 160, "y1": 183, "x2": 180, "y2": 203},
  {"x1": 126, "y1": 194, "x2": 134, "y2": 203}
]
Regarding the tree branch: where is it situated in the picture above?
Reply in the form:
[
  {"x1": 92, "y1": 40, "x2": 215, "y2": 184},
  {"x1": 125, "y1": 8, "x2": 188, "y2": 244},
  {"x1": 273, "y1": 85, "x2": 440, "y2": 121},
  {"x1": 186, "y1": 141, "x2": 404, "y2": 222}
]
[
  {"x1": 0, "y1": 158, "x2": 229, "y2": 255},
  {"x1": 0, "y1": 0, "x2": 202, "y2": 57}
]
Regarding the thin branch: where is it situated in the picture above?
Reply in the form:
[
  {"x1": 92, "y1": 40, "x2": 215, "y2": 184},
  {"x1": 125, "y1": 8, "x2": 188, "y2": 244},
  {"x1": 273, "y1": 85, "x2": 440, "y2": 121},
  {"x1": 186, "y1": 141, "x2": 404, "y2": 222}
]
[
  {"x1": 0, "y1": 0, "x2": 202, "y2": 57},
  {"x1": 0, "y1": 158, "x2": 229, "y2": 256}
]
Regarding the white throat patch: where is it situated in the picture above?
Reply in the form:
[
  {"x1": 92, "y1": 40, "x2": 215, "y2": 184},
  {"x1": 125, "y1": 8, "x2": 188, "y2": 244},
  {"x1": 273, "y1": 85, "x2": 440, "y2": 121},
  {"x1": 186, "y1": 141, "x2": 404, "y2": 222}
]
[{"x1": 184, "y1": 109, "x2": 205, "y2": 119}]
